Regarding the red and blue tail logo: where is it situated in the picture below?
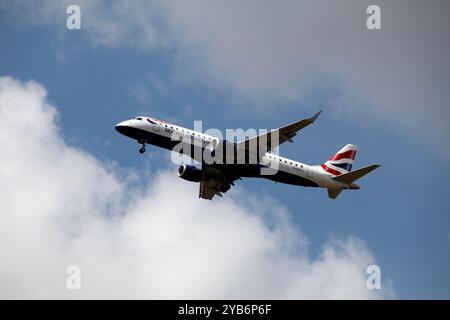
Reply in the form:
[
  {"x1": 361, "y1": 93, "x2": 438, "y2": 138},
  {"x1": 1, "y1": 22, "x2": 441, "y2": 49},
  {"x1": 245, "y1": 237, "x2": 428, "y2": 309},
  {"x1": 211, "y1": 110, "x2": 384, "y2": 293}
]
[{"x1": 321, "y1": 144, "x2": 357, "y2": 176}]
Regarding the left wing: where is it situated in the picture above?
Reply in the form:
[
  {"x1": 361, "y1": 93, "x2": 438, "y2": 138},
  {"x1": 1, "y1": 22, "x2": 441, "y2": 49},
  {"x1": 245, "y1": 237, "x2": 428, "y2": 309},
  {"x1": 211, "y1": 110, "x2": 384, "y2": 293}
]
[
  {"x1": 199, "y1": 179, "x2": 223, "y2": 200},
  {"x1": 198, "y1": 166, "x2": 239, "y2": 200},
  {"x1": 236, "y1": 111, "x2": 322, "y2": 154}
]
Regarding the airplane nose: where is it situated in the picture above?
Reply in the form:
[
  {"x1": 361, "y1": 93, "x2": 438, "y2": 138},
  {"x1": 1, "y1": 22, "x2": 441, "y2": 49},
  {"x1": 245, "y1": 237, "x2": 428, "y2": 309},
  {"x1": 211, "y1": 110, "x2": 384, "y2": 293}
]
[
  {"x1": 115, "y1": 125, "x2": 124, "y2": 134},
  {"x1": 115, "y1": 121, "x2": 129, "y2": 134}
]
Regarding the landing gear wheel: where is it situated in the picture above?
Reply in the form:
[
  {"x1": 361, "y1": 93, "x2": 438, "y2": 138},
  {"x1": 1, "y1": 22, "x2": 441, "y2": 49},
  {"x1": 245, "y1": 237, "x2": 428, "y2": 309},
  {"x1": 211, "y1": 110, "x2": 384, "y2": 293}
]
[{"x1": 138, "y1": 139, "x2": 146, "y2": 154}]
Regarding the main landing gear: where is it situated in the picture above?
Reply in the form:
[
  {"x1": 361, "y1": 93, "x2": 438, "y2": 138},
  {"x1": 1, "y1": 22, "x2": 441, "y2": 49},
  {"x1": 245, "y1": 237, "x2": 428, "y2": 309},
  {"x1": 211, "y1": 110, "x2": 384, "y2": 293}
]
[{"x1": 138, "y1": 139, "x2": 146, "y2": 154}]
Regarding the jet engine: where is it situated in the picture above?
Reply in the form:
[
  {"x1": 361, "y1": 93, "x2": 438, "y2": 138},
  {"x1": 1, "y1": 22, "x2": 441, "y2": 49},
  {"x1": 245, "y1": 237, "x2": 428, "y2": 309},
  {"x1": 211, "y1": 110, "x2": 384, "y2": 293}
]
[{"x1": 177, "y1": 164, "x2": 203, "y2": 182}]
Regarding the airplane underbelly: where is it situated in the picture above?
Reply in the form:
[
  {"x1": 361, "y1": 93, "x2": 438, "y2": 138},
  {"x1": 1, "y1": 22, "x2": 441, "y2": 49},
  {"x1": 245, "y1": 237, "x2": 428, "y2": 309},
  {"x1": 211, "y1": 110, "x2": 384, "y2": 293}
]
[
  {"x1": 266, "y1": 170, "x2": 319, "y2": 187},
  {"x1": 235, "y1": 164, "x2": 319, "y2": 187}
]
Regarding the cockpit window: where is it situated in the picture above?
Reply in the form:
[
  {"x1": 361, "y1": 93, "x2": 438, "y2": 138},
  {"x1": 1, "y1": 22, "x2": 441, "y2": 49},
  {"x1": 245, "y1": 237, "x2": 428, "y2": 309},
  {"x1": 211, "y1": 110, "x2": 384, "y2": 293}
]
[
  {"x1": 136, "y1": 117, "x2": 143, "y2": 121},
  {"x1": 147, "y1": 118, "x2": 157, "y2": 124}
]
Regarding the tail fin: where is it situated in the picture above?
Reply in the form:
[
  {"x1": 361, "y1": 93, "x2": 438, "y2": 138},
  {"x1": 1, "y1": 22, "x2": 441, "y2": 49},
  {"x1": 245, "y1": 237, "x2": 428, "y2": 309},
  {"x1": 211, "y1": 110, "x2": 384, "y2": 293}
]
[{"x1": 321, "y1": 144, "x2": 357, "y2": 176}]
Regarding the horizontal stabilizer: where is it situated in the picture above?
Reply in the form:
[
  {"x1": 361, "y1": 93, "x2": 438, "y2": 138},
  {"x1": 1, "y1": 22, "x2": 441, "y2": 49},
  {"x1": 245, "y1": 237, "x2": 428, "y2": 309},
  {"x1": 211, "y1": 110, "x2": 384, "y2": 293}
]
[
  {"x1": 332, "y1": 164, "x2": 380, "y2": 184},
  {"x1": 327, "y1": 188, "x2": 343, "y2": 199}
]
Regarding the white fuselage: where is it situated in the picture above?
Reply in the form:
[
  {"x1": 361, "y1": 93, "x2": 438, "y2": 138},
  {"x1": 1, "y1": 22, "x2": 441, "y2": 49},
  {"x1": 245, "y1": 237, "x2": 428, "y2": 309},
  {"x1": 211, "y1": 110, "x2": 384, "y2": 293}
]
[{"x1": 115, "y1": 117, "x2": 347, "y2": 191}]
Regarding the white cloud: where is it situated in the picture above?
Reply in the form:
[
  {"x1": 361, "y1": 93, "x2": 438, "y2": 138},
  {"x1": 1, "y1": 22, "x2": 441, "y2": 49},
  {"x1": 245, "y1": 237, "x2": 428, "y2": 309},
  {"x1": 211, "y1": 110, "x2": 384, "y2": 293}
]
[{"x1": 0, "y1": 76, "x2": 392, "y2": 299}]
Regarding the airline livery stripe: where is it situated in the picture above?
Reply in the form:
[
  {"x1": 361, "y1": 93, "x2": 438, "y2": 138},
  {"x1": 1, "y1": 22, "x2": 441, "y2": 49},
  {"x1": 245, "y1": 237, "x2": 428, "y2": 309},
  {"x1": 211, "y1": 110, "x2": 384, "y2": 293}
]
[
  {"x1": 325, "y1": 162, "x2": 347, "y2": 174},
  {"x1": 321, "y1": 164, "x2": 342, "y2": 176},
  {"x1": 329, "y1": 150, "x2": 356, "y2": 161},
  {"x1": 331, "y1": 162, "x2": 352, "y2": 171}
]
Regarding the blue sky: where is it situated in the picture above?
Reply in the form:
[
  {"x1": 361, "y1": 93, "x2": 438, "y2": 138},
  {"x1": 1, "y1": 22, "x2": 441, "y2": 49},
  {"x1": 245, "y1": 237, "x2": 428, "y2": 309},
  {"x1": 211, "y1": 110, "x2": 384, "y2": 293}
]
[{"x1": 0, "y1": 1, "x2": 449, "y2": 299}]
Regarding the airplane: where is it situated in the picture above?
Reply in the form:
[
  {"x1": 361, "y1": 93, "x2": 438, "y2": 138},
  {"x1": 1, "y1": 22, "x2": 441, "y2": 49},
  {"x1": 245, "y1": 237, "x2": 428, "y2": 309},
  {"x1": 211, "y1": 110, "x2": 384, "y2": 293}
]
[{"x1": 115, "y1": 111, "x2": 380, "y2": 200}]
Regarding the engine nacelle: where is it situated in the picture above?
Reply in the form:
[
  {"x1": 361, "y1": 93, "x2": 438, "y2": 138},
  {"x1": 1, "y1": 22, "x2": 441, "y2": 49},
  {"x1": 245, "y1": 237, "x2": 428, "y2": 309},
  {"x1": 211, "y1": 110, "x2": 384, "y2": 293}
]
[{"x1": 178, "y1": 164, "x2": 203, "y2": 182}]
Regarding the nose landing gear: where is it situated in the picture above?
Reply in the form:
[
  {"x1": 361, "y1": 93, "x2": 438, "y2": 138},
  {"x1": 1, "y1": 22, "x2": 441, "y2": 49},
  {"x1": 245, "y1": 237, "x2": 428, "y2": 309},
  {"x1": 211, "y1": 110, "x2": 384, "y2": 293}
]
[{"x1": 138, "y1": 139, "x2": 146, "y2": 154}]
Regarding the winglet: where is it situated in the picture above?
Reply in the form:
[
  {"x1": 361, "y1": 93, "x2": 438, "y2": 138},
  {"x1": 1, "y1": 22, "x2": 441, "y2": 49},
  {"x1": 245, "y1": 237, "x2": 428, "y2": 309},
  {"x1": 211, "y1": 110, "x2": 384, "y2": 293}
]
[{"x1": 310, "y1": 110, "x2": 322, "y2": 123}]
